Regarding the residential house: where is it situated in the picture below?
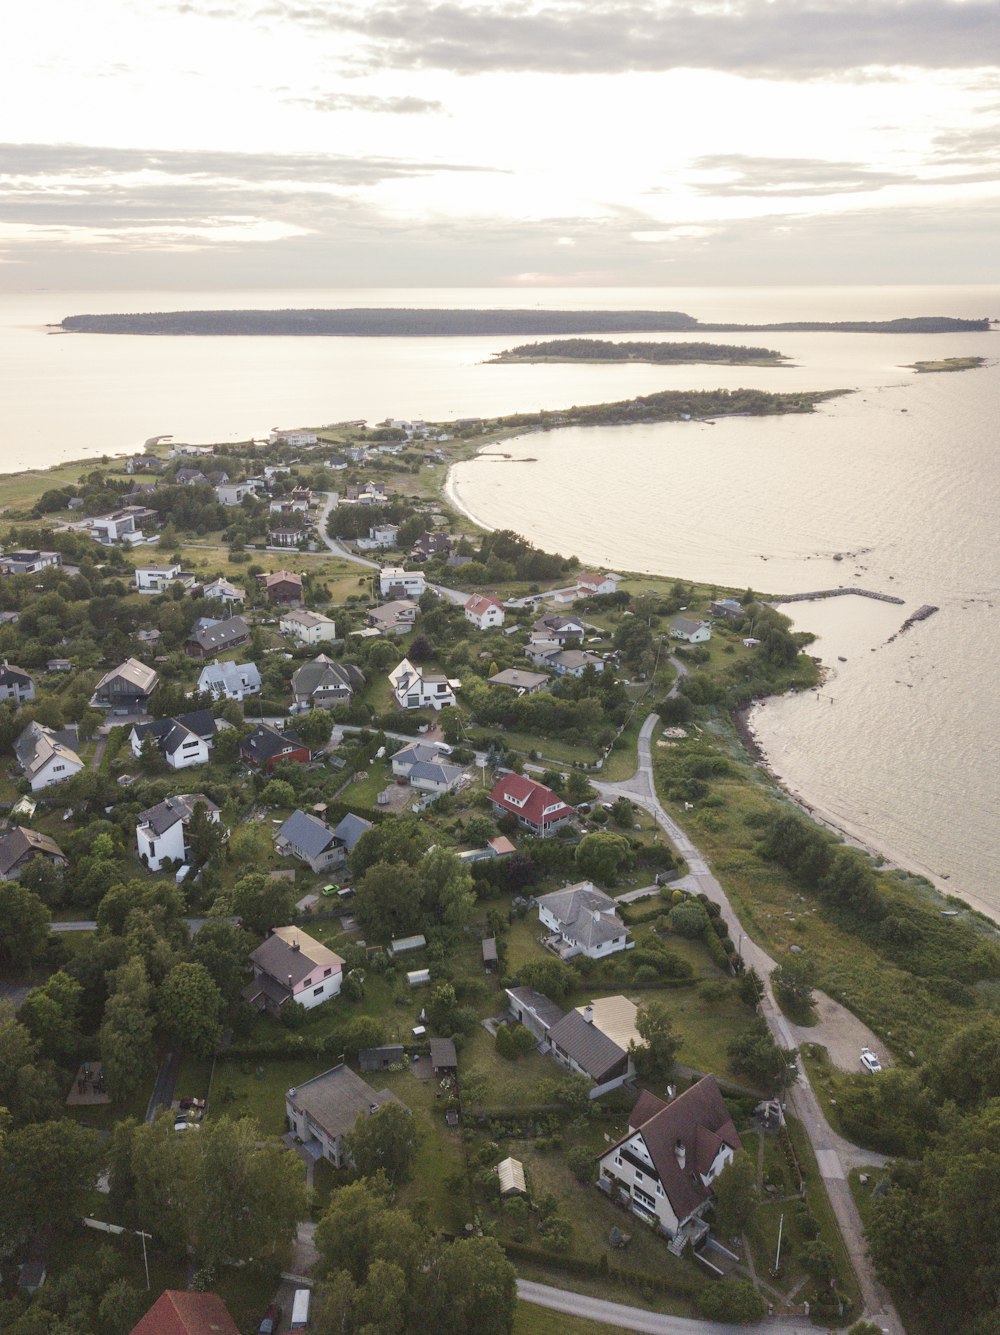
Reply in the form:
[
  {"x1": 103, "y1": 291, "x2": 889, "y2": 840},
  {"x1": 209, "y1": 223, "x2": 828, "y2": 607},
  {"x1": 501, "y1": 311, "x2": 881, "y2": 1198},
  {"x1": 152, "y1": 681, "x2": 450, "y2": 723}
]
[
  {"x1": 668, "y1": 616, "x2": 712, "y2": 644},
  {"x1": 489, "y1": 773, "x2": 576, "y2": 837},
  {"x1": 547, "y1": 648, "x2": 605, "y2": 678},
  {"x1": 576, "y1": 571, "x2": 622, "y2": 596},
  {"x1": 89, "y1": 509, "x2": 144, "y2": 545},
  {"x1": 284, "y1": 1063, "x2": 405, "y2": 1167},
  {"x1": 174, "y1": 468, "x2": 208, "y2": 486},
  {"x1": 91, "y1": 658, "x2": 159, "y2": 709},
  {"x1": 531, "y1": 614, "x2": 585, "y2": 644},
  {"x1": 259, "y1": 571, "x2": 303, "y2": 606},
  {"x1": 0, "y1": 827, "x2": 67, "y2": 881},
  {"x1": 268, "y1": 526, "x2": 306, "y2": 549},
  {"x1": 135, "y1": 793, "x2": 220, "y2": 871},
  {"x1": 240, "y1": 724, "x2": 311, "y2": 771},
  {"x1": 464, "y1": 594, "x2": 505, "y2": 630},
  {"x1": 328, "y1": 812, "x2": 373, "y2": 861},
  {"x1": 597, "y1": 1077, "x2": 742, "y2": 1248},
  {"x1": 245, "y1": 926, "x2": 344, "y2": 1014},
  {"x1": 184, "y1": 615, "x2": 251, "y2": 660},
  {"x1": 215, "y1": 481, "x2": 255, "y2": 505},
  {"x1": 1, "y1": 549, "x2": 61, "y2": 575},
  {"x1": 124, "y1": 455, "x2": 162, "y2": 474},
  {"x1": 0, "y1": 662, "x2": 35, "y2": 705},
  {"x1": 268, "y1": 428, "x2": 317, "y2": 446},
  {"x1": 488, "y1": 668, "x2": 548, "y2": 696},
  {"x1": 198, "y1": 660, "x2": 261, "y2": 701},
  {"x1": 326, "y1": 455, "x2": 349, "y2": 470},
  {"x1": 279, "y1": 608, "x2": 337, "y2": 645},
  {"x1": 710, "y1": 598, "x2": 745, "y2": 621},
  {"x1": 388, "y1": 658, "x2": 457, "y2": 711},
  {"x1": 201, "y1": 576, "x2": 245, "y2": 604},
  {"x1": 366, "y1": 599, "x2": 418, "y2": 635},
  {"x1": 15, "y1": 723, "x2": 84, "y2": 791},
  {"x1": 378, "y1": 566, "x2": 426, "y2": 598},
  {"x1": 504, "y1": 987, "x2": 634, "y2": 1097},
  {"x1": 410, "y1": 532, "x2": 453, "y2": 562},
  {"x1": 355, "y1": 523, "x2": 399, "y2": 551},
  {"x1": 134, "y1": 562, "x2": 195, "y2": 594},
  {"x1": 269, "y1": 496, "x2": 310, "y2": 516},
  {"x1": 390, "y1": 741, "x2": 466, "y2": 793},
  {"x1": 136, "y1": 629, "x2": 161, "y2": 648},
  {"x1": 128, "y1": 1290, "x2": 240, "y2": 1335},
  {"x1": 291, "y1": 655, "x2": 364, "y2": 708},
  {"x1": 345, "y1": 481, "x2": 388, "y2": 506},
  {"x1": 536, "y1": 882, "x2": 633, "y2": 960},
  {"x1": 129, "y1": 709, "x2": 216, "y2": 769},
  {"x1": 275, "y1": 809, "x2": 344, "y2": 873}
]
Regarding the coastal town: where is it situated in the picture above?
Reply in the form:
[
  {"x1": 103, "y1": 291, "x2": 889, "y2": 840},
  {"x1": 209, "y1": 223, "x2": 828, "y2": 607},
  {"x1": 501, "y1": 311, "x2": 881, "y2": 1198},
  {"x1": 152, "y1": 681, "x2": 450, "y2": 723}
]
[{"x1": 0, "y1": 418, "x2": 996, "y2": 1335}]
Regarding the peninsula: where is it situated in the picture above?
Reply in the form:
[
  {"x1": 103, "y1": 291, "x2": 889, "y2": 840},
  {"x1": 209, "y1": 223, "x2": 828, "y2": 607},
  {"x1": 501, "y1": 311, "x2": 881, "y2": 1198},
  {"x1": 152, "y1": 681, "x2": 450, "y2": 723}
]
[
  {"x1": 58, "y1": 308, "x2": 991, "y2": 336},
  {"x1": 904, "y1": 356, "x2": 987, "y2": 373},
  {"x1": 488, "y1": 337, "x2": 789, "y2": 366},
  {"x1": 480, "y1": 385, "x2": 840, "y2": 430}
]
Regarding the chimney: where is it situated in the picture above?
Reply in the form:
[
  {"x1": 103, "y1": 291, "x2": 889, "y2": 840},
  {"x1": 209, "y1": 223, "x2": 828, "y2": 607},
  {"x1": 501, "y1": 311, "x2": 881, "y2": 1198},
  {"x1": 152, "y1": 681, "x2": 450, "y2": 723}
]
[
  {"x1": 666, "y1": 1084, "x2": 676, "y2": 1102},
  {"x1": 369, "y1": 1103, "x2": 378, "y2": 1116},
  {"x1": 583, "y1": 1006, "x2": 594, "y2": 1025},
  {"x1": 592, "y1": 910, "x2": 602, "y2": 923},
  {"x1": 674, "y1": 1138, "x2": 686, "y2": 1171}
]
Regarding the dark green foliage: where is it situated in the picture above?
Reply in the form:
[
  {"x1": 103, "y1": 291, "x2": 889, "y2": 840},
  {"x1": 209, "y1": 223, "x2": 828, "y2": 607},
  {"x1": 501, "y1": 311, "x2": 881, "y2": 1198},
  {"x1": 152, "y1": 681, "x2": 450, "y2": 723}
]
[
  {"x1": 495, "y1": 1023, "x2": 539, "y2": 1060},
  {"x1": 697, "y1": 1279, "x2": 767, "y2": 1323},
  {"x1": 727, "y1": 1018, "x2": 797, "y2": 1093}
]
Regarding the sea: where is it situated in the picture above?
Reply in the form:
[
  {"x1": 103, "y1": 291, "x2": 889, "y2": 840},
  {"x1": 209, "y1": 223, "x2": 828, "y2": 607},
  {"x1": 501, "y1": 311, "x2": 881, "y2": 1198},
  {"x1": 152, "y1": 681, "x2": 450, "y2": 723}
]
[{"x1": 0, "y1": 284, "x2": 997, "y2": 914}]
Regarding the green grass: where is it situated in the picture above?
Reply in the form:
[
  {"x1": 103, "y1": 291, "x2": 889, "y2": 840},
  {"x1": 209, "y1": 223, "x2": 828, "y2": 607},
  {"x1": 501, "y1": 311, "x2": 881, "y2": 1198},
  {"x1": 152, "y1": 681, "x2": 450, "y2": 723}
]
[
  {"x1": 339, "y1": 758, "x2": 395, "y2": 808},
  {"x1": 210, "y1": 1057, "x2": 321, "y2": 1136},
  {"x1": 461, "y1": 1025, "x2": 558, "y2": 1107},
  {"x1": 514, "y1": 1303, "x2": 632, "y2": 1335},
  {"x1": 175, "y1": 1054, "x2": 213, "y2": 1105},
  {"x1": 785, "y1": 1114, "x2": 863, "y2": 1315}
]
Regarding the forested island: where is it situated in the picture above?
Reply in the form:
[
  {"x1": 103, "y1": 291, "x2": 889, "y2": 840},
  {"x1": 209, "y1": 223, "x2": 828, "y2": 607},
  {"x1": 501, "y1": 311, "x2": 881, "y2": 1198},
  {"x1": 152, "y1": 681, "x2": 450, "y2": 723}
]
[
  {"x1": 489, "y1": 338, "x2": 788, "y2": 366},
  {"x1": 483, "y1": 385, "x2": 840, "y2": 430},
  {"x1": 905, "y1": 356, "x2": 987, "y2": 373},
  {"x1": 57, "y1": 308, "x2": 991, "y2": 336}
]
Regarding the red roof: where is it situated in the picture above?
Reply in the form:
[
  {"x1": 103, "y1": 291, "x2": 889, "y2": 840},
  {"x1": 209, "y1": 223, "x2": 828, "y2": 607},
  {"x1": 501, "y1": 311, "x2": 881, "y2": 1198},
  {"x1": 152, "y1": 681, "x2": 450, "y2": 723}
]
[
  {"x1": 465, "y1": 594, "x2": 502, "y2": 616},
  {"x1": 129, "y1": 1291, "x2": 240, "y2": 1335},
  {"x1": 489, "y1": 773, "x2": 575, "y2": 828}
]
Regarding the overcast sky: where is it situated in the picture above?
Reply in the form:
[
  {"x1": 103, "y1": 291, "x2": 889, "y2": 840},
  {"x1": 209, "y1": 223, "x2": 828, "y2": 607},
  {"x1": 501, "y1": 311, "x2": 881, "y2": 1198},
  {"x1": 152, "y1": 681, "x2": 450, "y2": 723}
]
[{"x1": 4, "y1": 0, "x2": 999, "y2": 288}]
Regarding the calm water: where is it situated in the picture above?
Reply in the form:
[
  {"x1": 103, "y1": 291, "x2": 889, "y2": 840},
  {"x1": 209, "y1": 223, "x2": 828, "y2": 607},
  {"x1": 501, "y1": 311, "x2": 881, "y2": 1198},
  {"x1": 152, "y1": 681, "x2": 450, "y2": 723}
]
[{"x1": 0, "y1": 285, "x2": 997, "y2": 912}]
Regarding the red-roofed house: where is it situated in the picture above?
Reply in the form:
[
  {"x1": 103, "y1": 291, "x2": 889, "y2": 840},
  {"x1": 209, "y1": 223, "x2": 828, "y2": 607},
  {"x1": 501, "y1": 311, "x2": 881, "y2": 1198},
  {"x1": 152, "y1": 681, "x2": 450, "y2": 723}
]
[
  {"x1": 597, "y1": 1077, "x2": 742, "y2": 1252},
  {"x1": 489, "y1": 773, "x2": 576, "y2": 838},
  {"x1": 128, "y1": 1289, "x2": 240, "y2": 1335},
  {"x1": 464, "y1": 594, "x2": 505, "y2": 630}
]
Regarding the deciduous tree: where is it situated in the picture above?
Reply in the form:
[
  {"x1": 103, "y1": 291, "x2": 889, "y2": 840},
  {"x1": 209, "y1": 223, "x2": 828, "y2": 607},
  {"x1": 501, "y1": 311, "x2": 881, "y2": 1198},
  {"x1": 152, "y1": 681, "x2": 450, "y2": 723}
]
[{"x1": 346, "y1": 1102, "x2": 418, "y2": 1185}]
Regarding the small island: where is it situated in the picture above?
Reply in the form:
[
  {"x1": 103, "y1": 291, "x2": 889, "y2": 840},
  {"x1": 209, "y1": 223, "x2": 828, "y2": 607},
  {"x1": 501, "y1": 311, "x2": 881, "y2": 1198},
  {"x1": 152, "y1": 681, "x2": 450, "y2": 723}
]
[
  {"x1": 904, "y1": 356, "x2": 986, "y2": 374},
  {"x1": 488, "y1": 337, "x2": 789, "y2": 367}
]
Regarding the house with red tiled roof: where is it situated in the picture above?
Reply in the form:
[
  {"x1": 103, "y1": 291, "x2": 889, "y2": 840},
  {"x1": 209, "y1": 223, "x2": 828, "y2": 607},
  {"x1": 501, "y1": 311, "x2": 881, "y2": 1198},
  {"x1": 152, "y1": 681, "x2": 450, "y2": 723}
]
[
  {"x1": 128, "y1": 1288, "x2": 240, "y2": 1335},
  {"x1": 464, "y1": 593, "x2": 505, "y2": 630},
  {"x1": 597, "y1": 1077, "x2": 742, "y2": 1252},
  {"x1": 489, "y1": 773, "x2": 576, "y2": 837}
]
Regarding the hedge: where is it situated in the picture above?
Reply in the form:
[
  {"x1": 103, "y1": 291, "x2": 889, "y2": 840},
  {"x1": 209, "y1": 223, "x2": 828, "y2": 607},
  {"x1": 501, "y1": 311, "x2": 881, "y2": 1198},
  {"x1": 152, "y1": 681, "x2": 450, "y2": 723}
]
[{"x1": 500, "y1": 1239, "x2": 702, "y2": 1300}]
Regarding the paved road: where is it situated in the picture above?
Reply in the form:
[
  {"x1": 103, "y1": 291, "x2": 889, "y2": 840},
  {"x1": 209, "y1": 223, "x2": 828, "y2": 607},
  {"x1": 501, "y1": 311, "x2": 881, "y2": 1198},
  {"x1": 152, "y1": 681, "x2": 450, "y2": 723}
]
[
  {"x1": 51, "y1": 916, "x2": 236, "y2": 935},
  {"x1": 145, "y1": 1050, "x2": 181, "y2": 1123},
  {"x1": 593, "y1": 713, "x2": 903, "y2": 1335},
  {"x1": 516, "y1": 1280, "x2": 818, "y2": 1335}
]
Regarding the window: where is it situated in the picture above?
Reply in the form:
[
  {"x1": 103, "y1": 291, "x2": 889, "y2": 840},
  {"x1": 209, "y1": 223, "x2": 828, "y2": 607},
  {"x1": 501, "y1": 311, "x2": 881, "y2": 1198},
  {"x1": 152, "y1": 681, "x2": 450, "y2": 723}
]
[
  {"x1": 614, "y1": 1155, "x2": 622, "y2": 1167},
  {"x1": 635, "y1": 1169, "x2": 644, "y2": 1182},
  {"x1": 302, "y1": 978, "x2": 312, "y2": 988},
  {"x1": 324, "y1": 968, "x2": 332, "y2": 977},
  {"x1": 633, "y1": 1186, "x2": 656, "y2": 1211},
  {"x1": 52, "y1": 764, "x2": 65, "y2": 773},
  {"x1": 313, "y1": 986, "x2": 324, "y2": 996}
]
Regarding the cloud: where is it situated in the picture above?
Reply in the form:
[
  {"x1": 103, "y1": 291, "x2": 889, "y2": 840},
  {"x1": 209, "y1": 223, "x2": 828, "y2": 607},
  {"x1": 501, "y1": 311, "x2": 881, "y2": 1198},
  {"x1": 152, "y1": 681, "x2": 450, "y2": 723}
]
[
  {"x1": 687, "y1": 155, "x2": 912, "y2": 197},
  {"x1": 285, "y1": 91, "x2": 445, "y2": 114},
  {"x1": 259, "y1": 0, "x2": 1000, "y2": 78}
]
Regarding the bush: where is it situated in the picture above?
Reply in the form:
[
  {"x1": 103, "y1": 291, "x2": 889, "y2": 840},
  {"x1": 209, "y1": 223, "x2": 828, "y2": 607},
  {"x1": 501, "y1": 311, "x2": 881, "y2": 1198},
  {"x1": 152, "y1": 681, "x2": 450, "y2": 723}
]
[
  {"x1": 670, "y1": 900, "x2": 710, "y2": 938},
  {"x1": 696, "y1": 1280, "x2": 766, "y2": 1323},
  {"x1": 495, "y1": 1022, "x2": 538, "y2": 1061}
]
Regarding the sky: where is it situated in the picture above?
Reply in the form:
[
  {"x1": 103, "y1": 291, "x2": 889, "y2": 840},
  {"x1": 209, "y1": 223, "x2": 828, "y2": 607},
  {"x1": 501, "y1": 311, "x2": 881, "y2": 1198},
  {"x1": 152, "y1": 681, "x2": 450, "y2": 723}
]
[{"x1": 3, "y1": 0, "x2": 999, "y2": 288}]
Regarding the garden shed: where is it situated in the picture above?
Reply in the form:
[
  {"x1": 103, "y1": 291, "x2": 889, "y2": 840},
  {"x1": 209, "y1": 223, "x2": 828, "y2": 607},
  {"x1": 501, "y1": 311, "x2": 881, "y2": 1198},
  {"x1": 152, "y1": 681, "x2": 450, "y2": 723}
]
[{"x1": 496, "y1": 1157, "x2": 527, "y2": 1198}]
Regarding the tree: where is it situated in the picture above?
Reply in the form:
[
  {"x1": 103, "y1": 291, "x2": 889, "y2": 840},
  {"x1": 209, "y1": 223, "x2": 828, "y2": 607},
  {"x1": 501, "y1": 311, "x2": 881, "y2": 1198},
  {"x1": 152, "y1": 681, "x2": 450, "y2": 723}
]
[
  {"x1": 697, "y1": 1280, "x2": 766, "y2": 1323},
  {"x1": 0, "y1": 1003, "x2": 60, "y2": 1124},
  {"x1": 0, "y1": 1119, "x2": 102, "y2": 1244},
  {"x1": 350, "y1": 817, "x2": 432, "y2": 878},
  {"x1": 259, "y1": 778, "x2": 296, "y2": 808},
  {"x1": 712, "y1": 1151, "x2": 758, "y2": 1235},
  {"x1": 517, "y1": 957, "x2": 576, "y2": 1002},
  {"x1": 186, "y1": 802, "x2": 225, "y2": 869},
  {"x1": 566, "y1": 1146, "x2": 597, "y2": 1184},
  {"x1": 669, "y1": 899, "x2": 710, "y2": 938},
  {"x1": 353, "y1": 862, "x2": 423, "y2": 941},
  {"x1": 427, "y1": 983, "x2": 460, "y2": 1035},
  {"x1": 613, "y1": 617, "x2": 654, "y2": 671},
  {"x1": 346, "y1": 1103, "x2": 418, "y2": 1185},
  {"x1": 226, "y1": 822, "x2": 273, "y2": 869},
  {"x1": 801, "y1": 1237, "x2": 836, "y2": 1283},
  {"x1": 630, "y1": 1002, "x2": 679, "y2": 1086},
  {"x1": 189, "y1": 919, "x2": 256, "y2": 1010},
  {"x1": 157, "y1": 963, "x2": 223, "y2": 1057},
  {"x1": 18, "y1": 970, "x2": 82, "y2": 1064},
  {"x1": 495, "y1": 1022, "x2": 538, "y2": 1060},
  {"x1": 727, "y1": 1019, "x2": 797, "y2": 1094},
  {"x1": 419, "y1": 847, "x2": 475, "y2": 927},
  {"x1": 427, "y1": 1237, "x2": 516, "y2": 1335},
  {"x1": 0, "y1": 882, "x2": 51, "y2": 968},
  {"x1": 216, "y1": 871, "x2": 295, "y2": 937},
  {"x1": 100, "y1": 958, "x2": 156, "y2": 1102},
  {"x1": 314, "y1": 1172, "x2": 416, "y2": 1284},
  {"x1": 611, "y1": 796, "x2": 633, "y2": 828},
  {"x1": 574, "y1": 831, "x2": 633, "y2": 886},
  {"x1": 464, "y1": 814, "x2": 496, "y2": 845},
  {"x1": 771, "y1": 955, "x2": 818, "y2": 1013},
  {"x1": 293, "y1": 707, "x2": 334, "y2": 750}
]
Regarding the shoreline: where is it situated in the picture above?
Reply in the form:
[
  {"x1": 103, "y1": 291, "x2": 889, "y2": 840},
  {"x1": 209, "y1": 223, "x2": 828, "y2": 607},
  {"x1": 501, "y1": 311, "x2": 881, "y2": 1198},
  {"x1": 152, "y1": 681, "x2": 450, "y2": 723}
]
[{"x1": 443, "y1": 436, "x2": 991, "y2": 926}]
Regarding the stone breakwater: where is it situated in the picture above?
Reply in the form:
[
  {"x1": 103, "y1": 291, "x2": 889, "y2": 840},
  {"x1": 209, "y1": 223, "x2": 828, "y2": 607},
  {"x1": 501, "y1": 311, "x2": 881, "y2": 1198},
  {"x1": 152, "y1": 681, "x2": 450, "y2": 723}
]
[{"x1": 768, "y1": 587, "x2": 906, "y2": 606}]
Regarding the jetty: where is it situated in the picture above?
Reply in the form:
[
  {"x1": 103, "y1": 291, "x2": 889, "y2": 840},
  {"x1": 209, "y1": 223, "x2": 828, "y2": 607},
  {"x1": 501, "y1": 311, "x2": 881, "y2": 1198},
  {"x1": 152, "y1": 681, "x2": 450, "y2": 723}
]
[
  {"x1": 769, "y1": 587, "x2": 905, "y2": 606},
  {"x1": 886, "y1": 604, "x2": 939, "y2": 644}
]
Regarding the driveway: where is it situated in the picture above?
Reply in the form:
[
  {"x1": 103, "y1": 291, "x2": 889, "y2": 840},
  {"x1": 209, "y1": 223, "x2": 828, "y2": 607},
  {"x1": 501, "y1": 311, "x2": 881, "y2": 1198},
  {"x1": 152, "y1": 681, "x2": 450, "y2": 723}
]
[
  {"x1": 592, "y1": 713, "x2": 903, "y2": 1334},
  {"x1": 788, "y1": 989, "x2": 893, "y2": 1074}
]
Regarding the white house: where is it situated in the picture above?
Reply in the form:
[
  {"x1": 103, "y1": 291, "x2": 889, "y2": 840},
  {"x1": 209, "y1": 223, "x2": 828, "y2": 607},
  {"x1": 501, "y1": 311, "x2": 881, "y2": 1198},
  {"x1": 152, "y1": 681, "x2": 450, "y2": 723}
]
[
  {"x1": 597, "y1": 1078, "x2": 742, "y2": 1248},
  {"x1": 279, "y1": 608, "x2": 338, "y2": 645},
  {"x1": 504, "y1": 986, "x2": 634, "y2": 1098},
  {"x1": 390, "y1": 741, "x2": 466, "y2": 792},
  {"x1": 215, "y1": 482, "x2": 255, "y2": 506},
  {"x1": 668, "y1": 616, "x2": 712, "y2": 644},
  {"x1": 576, "y1": 571, "x2": 622, "y2": 596},
  {"x1": 366, "y1": 599, "x2": 418, "y2": 635},
  {"x1": 129, "y1": 709, "x2": 216, "y2": 769},
  {"x1": 536, "y1": 882, "x2": 633, "y2": 960},
  {"x1": 135, "y1": 793, "x2": 220, "y2": 871},
  {"x1": 0, "y1": 662, "x2": 35, "y2": 705},
  {"x1": 89, "y1": 510, "x2": 140, "y2": 545},
  {"x1": 355, "y1": 524, "x2": 399, "y2": 552},
  {"x1": 488, "y1": 773, "x2": 576, "y2": 838},
  {"x1": 274, "y1": 809, "x2": 342, "y2": 874},
  {"x1": 388, "y1": 658, "x2": 457, "y2": 711},
  {"x1": 244, "y1": 925, "x2": 343, "y2": 1014},
  {"x1": 198, "y1": 660, "x2": 261, "y2": 701},
  {"x1": 379, "y1": 566, "x2": 426, "y2": 598},
  {"x1": 284, "y1": 1064, "x2": 405, "y2": 1167},
  {"x1": 134, "y1": 562, "x2": 194, "y2": 594},
  {"x1": 464, "y1": 594, "x2": 505, "y2": 630},
  {"x1": 201, "y1": 577, "x2": 245, "y2": 604},
  {"x1": 14, "y1": 723, "x2": 84, "y2": 792},
  {"x1": 268, "y1": 428, "x2": 317, "y2": 447}
]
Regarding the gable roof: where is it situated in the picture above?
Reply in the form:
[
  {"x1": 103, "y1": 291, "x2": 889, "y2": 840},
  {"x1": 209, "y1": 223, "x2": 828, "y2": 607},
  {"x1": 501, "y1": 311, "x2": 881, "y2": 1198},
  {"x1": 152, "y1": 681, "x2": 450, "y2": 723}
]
[
  {"x1": 202, "y1": 577, "x2": 244, "y2": 599},
  {"x1": 332, "y1": 812, "x2": 373, "y2": 851},
  {"x1": 287, "y1": 1062, "x2": 405, "y2": 1142},
  {"x1": 0, "y1": 662, "x2": 33, "y2": 688},
  {"x1": 198, "y1": 660, "x2": 261, "y2": 691},
  {"x1": 186, "y1": 616, "x2": 250, "y2": 653},
  {"x1": 128, "y1": 1289, "x2": 240, "y2": 1335},
  {"x1": 612, "y1": 1076, "x2": 743, "y2": 1223},
  {"x1": 14, "y1": 722, "x2": 82, "y2": 779},
  {"x1": 137, "y1": 793, "x2": 219, "y2": 837},
  {"x1": 241, "y1": 724, "x2": 307, "y2": 764},
  {"x1": 291, "y1": 656, "x2": 363, "y2": 696},
  {"x1": 489, "y1": 773, "x2": 575, "y2": 827},
  {"x1": 465, "y1": 594, "x2": 503, "y2": 616},
  {"x1": 133, "y1": 709, "x2": 216, "y2": 747},
  {"x1": 0, "y1": 826, "x2": 66, "y2": 876},
  {"x1": 264, "y1": 570, "x2": 302, "y2": 588},
  {"x1": 251, "y1": 925, "x2": 344, "y2": 990},
  {"x1": 94, "y1": 657, "x2": 158, "y2": 694},
  {"x1": 670, "y1": 616, "x2": 707, "y2": 636},
  {"x1": 277, "y1": 809, "x2": 337, "y2": 860},
  {"x1": 548, "y1": 1009, "x2": 628, "y2": 1083},
  {"x1": 281, "y1": 608, "x2": 336, "y2": 630}
]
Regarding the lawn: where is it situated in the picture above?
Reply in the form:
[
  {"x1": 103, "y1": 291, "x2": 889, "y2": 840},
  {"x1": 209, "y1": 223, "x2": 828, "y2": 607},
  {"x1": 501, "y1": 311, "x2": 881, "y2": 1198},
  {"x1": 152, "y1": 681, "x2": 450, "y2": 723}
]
[
  {"x1": 339, "y1": 758, "x2": 395, "y2": 808},
  {"x1": 461, "y1": 1024, "x2": 559, "y2": 1108},
  {"x1": 784, "y1": 1114, "x2": 863, "y2": 1316},
  {"x1": 513, "y1": 1303, "x2": 633, "y2": 1335},
  {"x1": 210, "y1": 1057, "x2": 322, "y2": 1136}
]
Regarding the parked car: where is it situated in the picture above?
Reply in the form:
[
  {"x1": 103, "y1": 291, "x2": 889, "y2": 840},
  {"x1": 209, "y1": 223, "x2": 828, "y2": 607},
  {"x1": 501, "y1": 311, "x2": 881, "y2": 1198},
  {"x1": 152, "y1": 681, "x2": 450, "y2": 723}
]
[
  {"x1": 258, "y1": 1302, "x2": 282, "y2": 1334},
  {"x1": 860, "y1": 1047, "x2": 882, "y2": 1074},
  {"x1": 321, "y1": 883, "x2": 340, "y2": 897}
]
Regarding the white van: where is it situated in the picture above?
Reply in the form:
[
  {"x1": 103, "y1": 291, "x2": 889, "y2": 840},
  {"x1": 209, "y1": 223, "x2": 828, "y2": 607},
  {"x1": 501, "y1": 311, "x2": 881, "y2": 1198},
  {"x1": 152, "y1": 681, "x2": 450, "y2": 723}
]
[{"x1": 290, "y1": 1288, "x2": 310, "y2": 1329}]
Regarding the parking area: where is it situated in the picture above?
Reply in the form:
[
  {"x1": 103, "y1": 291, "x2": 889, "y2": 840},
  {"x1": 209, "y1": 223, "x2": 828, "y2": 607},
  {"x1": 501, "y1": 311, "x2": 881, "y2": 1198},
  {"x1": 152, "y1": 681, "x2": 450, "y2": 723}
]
[{"x1": 788, "y1": 989, "x2": 893, "y2": 1072}]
